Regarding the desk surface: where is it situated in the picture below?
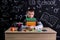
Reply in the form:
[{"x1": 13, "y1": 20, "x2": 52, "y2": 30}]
[{"x1": 5, "y1": 27, "x2": 57, "y2": 34}]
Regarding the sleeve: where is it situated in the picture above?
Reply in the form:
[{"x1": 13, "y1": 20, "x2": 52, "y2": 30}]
[
  {"x1": 35, "y1": 21, "x2": 43, "y2": 30},
  {"x1": 35, "y1": 16, "x2": 43, "y2": 27},
  {"x1": 37, "y1": 22, "x2": 43, "y2": 26}
]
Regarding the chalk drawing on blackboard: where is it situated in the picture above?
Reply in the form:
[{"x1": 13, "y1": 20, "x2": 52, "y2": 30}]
[
  {"x1": 40, "y1": 12, "x2": 58, "y2": 27},
  {"x1": 10, "y1": 18, "x2": 12, "y2": 20},
  {"x1": 2, "y1": 0, "x2": 8, "y2": 5},
  {"x1": 11, "y1": 7, "x2": 18, "y2": 13},
  {"x1": 14, "y1": 0, "x2": 19, "y2": 2},
  {"x1": 2, "y1": 13, "x2": 9, "y2": 17},
  {"x1": 40, "y1": 12, "x2": 50, "y2": 26},
  {"x1": 28, "y1": 0, "x2": 36, "y2": 5},
  {"x1": 56, "y1": 24, "x2": 60, "y2": 29},
  {"x1": 28, "y1": 7, "x2": 30, "y2": 9},
  {"x1": 36, "y1": 5, "x2": 42, "y2": 8},
  {"x1": 49, "y1": 15, "x2": 59, "y2": 26},
  {"x1": 39, "y1": 10, "x2": 42, "y2": 13},
  {"x1": 9, "y1": 0, "x2": 12, "y2": 2},
  {"x1": 54, "y1": 8, "x2": 59, "y2": 13},
  {"x1": 40, "y1": 12, "x2": 50, "y2": 21},
  {"x1": 33, "y1": 7, "x2": 36, "y2": 9},
  {"x1": 45, "y1": 8, "x2": 49, "y2": 10},
  {"x1": 36, "y1": 0, "x2": 42, "y2": 8},
  {"x1": 51, "y1": 7, "x2": 54, "y2": 9},
  {"x1": 59, "y1": 0, "x2": 60, "y2": 1},
  {"x1": 2, "y1": 0, "x2": 8, "y2": 3},
  {"x1": 19, "y1": 15, "x2": 22, "y2": 20},
  {"x1": 39, "y1": 0, "x2": 56, "y2": 5}
]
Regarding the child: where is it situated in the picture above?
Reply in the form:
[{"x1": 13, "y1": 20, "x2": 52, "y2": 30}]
[{"x1": 20, "y1": 9, "x2": 43, "y2": 31}]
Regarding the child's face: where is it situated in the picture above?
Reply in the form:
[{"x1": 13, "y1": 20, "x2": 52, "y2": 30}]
[{"x1": 27, "y1": 11, "x2": 34, "y2": 18}]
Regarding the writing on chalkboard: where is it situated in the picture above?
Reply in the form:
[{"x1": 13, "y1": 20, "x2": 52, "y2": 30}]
[
  {"x1": 2, "y1": 0, "x2": 8, "y2": 4},
  {"x1": 56, "y1": 24, "x2": 60, "y2": 29},
  {"x1": 28, "y1": 0, "x2": 56, "y2": 8},
  {"x1": 2, "y1": 13, "x2": 10, "y2": 17},
  {"x1": 49, "y1": 15, "x2": 58, "y2": 26},
  {"x1": 40, "y1": 12, "x2": 50, "y2": 21},
  {"x1": 36, "y1": 0, "x2": 42, "y2": 8},
  {"x1": 38, "y1": 0, "x2": 56, "y2": 5},
  {"x1": 9, "y1": 0, "x2": 12, "y2": 2},
  {"x1": 14, "y1": 0, "x2": 20, "y2": 2},
  {"x1": 54, "y1": 8, "x2": 59, "y2": 13},
  {"x1": 28, "y1": 0, "x2": 36, "y2": 5},
  {"x1": 59, "y1": 0, "x2": 60, "y2": 1},
  {"x1": 40, "y1": 12, "x2": 58, "y2": 27},
  {"x1": 2, "y1": 0, "x2": 8, "y2": 7},
  {"x1": 10, "y1": 6, "x2": 20, "y2": 13}
]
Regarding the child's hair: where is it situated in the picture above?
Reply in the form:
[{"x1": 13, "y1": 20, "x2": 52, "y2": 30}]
[{"x1": 27, "y1": 9, "x2": 34, "y2": 12}]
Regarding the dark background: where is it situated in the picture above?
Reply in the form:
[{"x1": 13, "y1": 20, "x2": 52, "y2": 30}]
[{"x1": 0, "y1": 0, "x2": 60, "y2": 40}]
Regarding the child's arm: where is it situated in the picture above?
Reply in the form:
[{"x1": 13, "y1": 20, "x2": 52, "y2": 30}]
[
  {"x1": 37, "y1": 22, "x2": 43, "y2": 26},
  {"x1": 35, "y1": 21, "x2": 43, "y2": 30}
]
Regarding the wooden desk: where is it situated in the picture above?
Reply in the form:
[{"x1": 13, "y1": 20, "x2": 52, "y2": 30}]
[{"x1": 5, "y1": 27, "x2": 57, "y2": 40}]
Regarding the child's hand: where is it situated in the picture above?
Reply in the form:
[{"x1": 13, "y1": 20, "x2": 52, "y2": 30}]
[{"x1": 26, "y1": 27, "x2": 32, "y2": 31}]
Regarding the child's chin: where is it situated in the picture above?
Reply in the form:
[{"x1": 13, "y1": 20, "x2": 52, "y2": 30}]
[{"x1": 30, "y1": 16, "x2": 34, "y2": 18}]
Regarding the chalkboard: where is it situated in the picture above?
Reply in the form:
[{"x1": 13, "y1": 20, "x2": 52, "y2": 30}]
[
  {"x1": 0, "y1": 0, "x2": 60, "y2": 40},
  {"x1": 55, "y1": 24, "x2": 60, "y2": 31},
  {"x1": 40, "y1": 12, "x2": 59, "y2": 27}
]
